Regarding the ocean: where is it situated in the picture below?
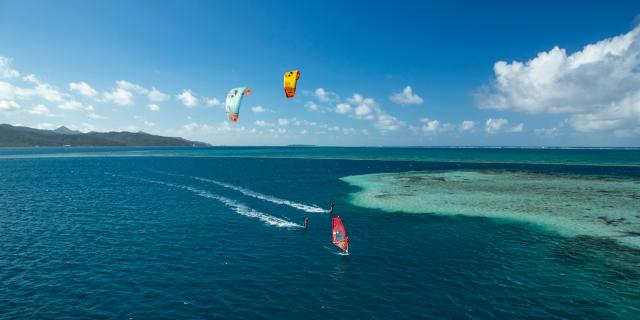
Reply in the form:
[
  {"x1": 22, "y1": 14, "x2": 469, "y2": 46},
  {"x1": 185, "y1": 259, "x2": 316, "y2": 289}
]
[{"x1": 1, "y1": 147, "x2": 639, "y2": 319}]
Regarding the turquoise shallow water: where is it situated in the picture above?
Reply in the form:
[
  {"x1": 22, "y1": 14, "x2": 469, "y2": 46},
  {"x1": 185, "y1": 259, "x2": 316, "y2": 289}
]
[
  {"x1": 1, "y1": 147, "x2": 639, "y2": 319},
  {"x1": 342, "y1": 170, "x2": 640, "y2": 248}
]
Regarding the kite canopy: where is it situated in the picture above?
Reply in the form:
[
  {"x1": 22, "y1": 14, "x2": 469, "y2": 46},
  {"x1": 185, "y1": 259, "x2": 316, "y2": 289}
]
[
  {"x1": 332, "y1": 215, "x2": 349, "y2": 253},
  {"x1": 283, "y1": 70, "x2": 300, "y2": 98},
  {"x1": 225, "y1": 87, "x2": 250, "y2": 122}
]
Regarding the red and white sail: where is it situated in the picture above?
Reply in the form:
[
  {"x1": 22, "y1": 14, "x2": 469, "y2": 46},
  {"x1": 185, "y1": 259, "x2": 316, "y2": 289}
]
[{"x1": 332, "y1": 215, "x2": 349, "y2": 253}]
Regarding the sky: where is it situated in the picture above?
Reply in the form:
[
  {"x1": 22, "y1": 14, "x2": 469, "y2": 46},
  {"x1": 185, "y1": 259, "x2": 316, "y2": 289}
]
[{"x1": 1, "y1": 0, "x2": 639, "y2": 146}]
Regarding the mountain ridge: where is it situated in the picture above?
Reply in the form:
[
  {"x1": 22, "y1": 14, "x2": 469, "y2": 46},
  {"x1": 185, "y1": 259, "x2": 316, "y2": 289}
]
[{"x1": 0, "y1": 124, "x2": 209, "y2": 147}]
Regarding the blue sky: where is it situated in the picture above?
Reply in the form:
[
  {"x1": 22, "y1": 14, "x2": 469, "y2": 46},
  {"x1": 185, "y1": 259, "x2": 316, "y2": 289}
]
[{"x1": 1, "y1": 0, "x2": 639, "y2": 146}]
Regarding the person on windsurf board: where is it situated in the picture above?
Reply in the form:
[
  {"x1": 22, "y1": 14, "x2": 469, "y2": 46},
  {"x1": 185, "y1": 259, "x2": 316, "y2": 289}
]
[{"x1": 331, "y1": 210, "x2": 349, "y2": 255}]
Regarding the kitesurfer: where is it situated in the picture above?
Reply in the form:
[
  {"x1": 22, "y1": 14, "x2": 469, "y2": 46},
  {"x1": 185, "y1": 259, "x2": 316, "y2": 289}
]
[
  {"x1": 304, "y1": 217, "x2": 309, "y2": 228},
  {"x1": 329, "y1": 203, "x2": 335, "y2": 214}
]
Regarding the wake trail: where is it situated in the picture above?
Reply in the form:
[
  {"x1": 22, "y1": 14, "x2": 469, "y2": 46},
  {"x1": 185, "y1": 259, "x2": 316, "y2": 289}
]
[
  {"x1": 193, "y1": 177, "x2": 327, "y2": 213},
  {"x1": 112, "y1": 174, "x2": 302, "y2": 228}
]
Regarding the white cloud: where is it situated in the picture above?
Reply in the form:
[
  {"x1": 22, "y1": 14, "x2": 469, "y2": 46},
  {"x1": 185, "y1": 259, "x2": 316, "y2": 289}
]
[
  {"x1": 278, "y1": 118, "x2": 289, "y2": 126},
  {"x1": 69, "y1": 81, "x2": 97, "y2": 97},
  {"x1": 28, "y1": 104, "x2": 51, "y2": 116},
  {"x1": 255, "y1": 120, "x2": 273, "y2": 127},
  {"x1": 0, "y1": 56, "x2": 19, "y2": 79},
  {"x1": 421, "y1": 118, "x2": 441, "y2": 133},
  {"x1": 206, "y1": 98, "x2": 221, "y2": 107},
  {"x1": 134, "y1": 116, "x2": 154, "y2": 126},
  {"x1": 116, "y1": 80, "x2": 144, "y2": 93},
  {"x1": 146, "y1": 103, "x2": 160, "y2": 111},
  {"x1": 460, "y1": 120, "x2": 475, "y2": 131},
  {"x1": 375, "y1": 113, "x2": 404, "y2": 132},
  {"x1": 88, "y1": 112, "x2": 106, "y2": 119},
  {"x1": 314, "y1": 88, "x2": 336, "y2": 102},
  {"x1": 347, "y1": 94, "x2": 377, "y2": 119},
  {"x1": 104, "y1": 87, "x2": 134, "y2": 106},
  {"x1": 335, "y1": 103, "x2": 351, "y2": 114},
  {"x1": 176, "y1": 89, "x2": 198, "y2": 107},
  {"x1": 510, "y1": 123, "x2": 524, "y2": 133},
  {"x1": 304, "y1": 101, "x2": 318, "y2": 111},
  {"x1": 58, "y1": 100, "x2": 84, "y2": 110},
  {"x1": 0, "y1": 100, "x2": 20, "y2": 112},
  {"x1": 354, "y1": 105, "x2": 373, "y2": 119},
  {"x1": 485, "y1": 118, "x2": 509, "y2": 134},
  {"x1": 420, "y1": 118, "x2": 455, "y2": 134},
  {"x1": 35, "y1": 123, "x2": 57, "y2": 130},
  {"x1": 390, "y1": 86, "x2": 424, "y2": 105},
  {"x1": 22, "y1": 74, "x2": 40, "y2": 84},
  {"x1": 342, "y1": 128, "x2": 356, "y2": 135},
  {"x1": 477, "y1": 26, "x2": 640, "y2": 134},
  {"x1": 148, "y1": 87, "x2": 170, "y2": 102},
  {"x1": 0, "y1": 80, "x2": 64, "y2": 103},
  {"x1": 252, "y1": 105, "x2": 267, "y2": 113},
  {"x1": 534, "y1": 127, "x2": 560, "y2": 137}
]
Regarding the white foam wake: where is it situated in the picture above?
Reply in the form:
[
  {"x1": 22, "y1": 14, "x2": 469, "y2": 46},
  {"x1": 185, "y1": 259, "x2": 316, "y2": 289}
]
[
  {"x1": 194, "y1": 177, "x2": 327, "y2": 213},
  {"x1": 122, "y1": 175, "x2": 302, "y2": 228}
]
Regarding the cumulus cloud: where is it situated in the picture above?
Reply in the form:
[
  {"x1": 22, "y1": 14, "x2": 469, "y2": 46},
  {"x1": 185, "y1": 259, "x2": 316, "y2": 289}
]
[
  {"x1": 390, "y1": 86, "x2": 424, "y2": 105},
  {"x1": 0, "y1": 57, "x2": 19, "y2": 79},
  {"x1": 510, "y1": 123, "x2": 524, "y2": 133},
  {"x1": 0, "y1": 100, "x2": 20, "y2": 112},
  {"x1": 347, "y1": 94, "x2": 377, "y2": 119},
  {"x1": 134, "y1": 115, "x2": 156, "y2": 127},
  {"x1": 314, "y1": 88, "x2": 337, "y2": 102},
  {"x1": 252, "y1": 105, "x2": 267, "y2": 113},
  {"x1": 22, "y1": 74, "x2": 40, "y2": 84},
  {"x1": 335, "y1": 103, "x2": 351, "y2": 114},
  {"x1": 58, "y1": 100, "x2": 84, "y2": 110},
  {"x1": 28, "y1": 104, "x2": 52, "y2": 116},
  {"x1": 206, "y1": 98, "x2": 221, "y2": 107},
  {"x1": 69, "y1": 81, "x2": 97, "y2": 97},
  {"x1": 304, "y1": 101, "x2": 318, "y2": 111},
  {"x1": 333, "y1": 93, "x2": 404, "y2": 132},
  {"x1": 148, "y1": 87, "x2": 170, "y2": 102},
  {"x1": 460, "y1": 120, "x2": 475, "y2": 131},
  {"x1": 35, "y1": 123, "x2": 57, "y2": 130},
  {"x1": 375, "y1": 113, "x2": 404, "y2": 132},
  {"x1": 278, "y1": 118, "x2": 290, "y2": 126},
  {"x1": 88, "y1": 112, "x2": 106, "y2": 119},
  {"x1": 534, "y1": 127, "x2": 560, "y2": 137},
  {"x1": 420, "y1": 118, "x2": 455, "y2": 134},
  {"x1": 104, "y1": 87, "x2": 134, "y2": 106},
  {"x1": 146, "y1": 103, "x2": 160, "y2": 111},
  {"x1": 255, "y1": 120, "x2": 273, "y2": 127},
  {"x1": 485, "y1": 118, "x2": 509, "y2": 134},
  {"x1": 477, "y1": 26, "x2": 640, "y2": 135},
  {"x1": 176, "y1": 89, "x2": 198, "y2": 107},
  {"x1": 342, "y1": 128, "x2": 356, "y2": 135}
]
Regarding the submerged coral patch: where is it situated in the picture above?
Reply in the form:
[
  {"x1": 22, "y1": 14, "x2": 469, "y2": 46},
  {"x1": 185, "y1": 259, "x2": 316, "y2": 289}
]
[{"x1": 341, "y1": 171, "x2": 640, "y2": 248}]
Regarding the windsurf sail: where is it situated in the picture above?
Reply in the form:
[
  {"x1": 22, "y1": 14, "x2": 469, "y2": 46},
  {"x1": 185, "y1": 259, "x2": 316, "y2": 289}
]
[{"x1": 332, "y1": 215, "x2": 349, "y2": 253}]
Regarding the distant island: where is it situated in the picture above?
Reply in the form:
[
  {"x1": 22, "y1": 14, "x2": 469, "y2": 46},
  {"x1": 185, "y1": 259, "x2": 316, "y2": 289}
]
[{"x1": 0, "y1": 124, "x2": 210, "y2": 147}]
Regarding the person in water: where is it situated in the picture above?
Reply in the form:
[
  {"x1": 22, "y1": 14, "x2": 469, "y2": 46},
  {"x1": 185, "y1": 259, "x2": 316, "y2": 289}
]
[
  {"x1": 304, "y1": 217, "x2": 309, "y2": 228},
  {"x1": 329, "y1": 203, "x2": 335, "y2": 214}
]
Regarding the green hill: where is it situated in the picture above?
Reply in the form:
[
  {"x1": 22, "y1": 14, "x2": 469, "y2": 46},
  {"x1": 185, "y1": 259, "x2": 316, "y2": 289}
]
[{"x1": 0, "y1": 124, "x2": 210, "y2": 147}]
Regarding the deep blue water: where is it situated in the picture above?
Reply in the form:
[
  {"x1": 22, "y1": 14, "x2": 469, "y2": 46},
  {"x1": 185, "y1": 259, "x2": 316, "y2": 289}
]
[{"x1": 1, "y1": 149, "x2": 639, "y2": 319}]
